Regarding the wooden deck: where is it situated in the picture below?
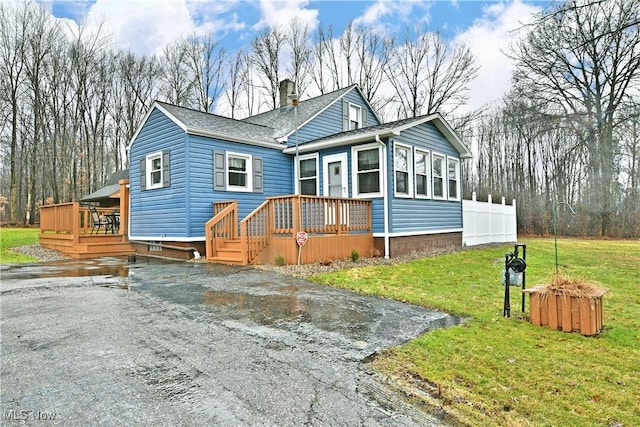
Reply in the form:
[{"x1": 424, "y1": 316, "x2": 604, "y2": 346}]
[
  {"x1": 38, "y1": 180, "x2": 134, "y2": 259},
  {"x1": 206, "y1": 195, "x2": 373, "y2": 265}
]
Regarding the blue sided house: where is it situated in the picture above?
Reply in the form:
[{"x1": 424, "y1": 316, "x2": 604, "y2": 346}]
[{"x1": 127, "y1": 80, "x2": 472, "y2": 264}]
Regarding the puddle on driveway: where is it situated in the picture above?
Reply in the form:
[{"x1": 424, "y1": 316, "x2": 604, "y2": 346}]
[
  {"x1": 2, "y1": 257, "x2": 462, "y2": 346},
  {"x1": 0, "y1": 256, "x2": 172, "y2": 280}
]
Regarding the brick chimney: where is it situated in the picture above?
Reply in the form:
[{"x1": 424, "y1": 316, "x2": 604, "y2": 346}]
[{"x1": 279, "y1": 79, "x2": 296, "y2": 108}]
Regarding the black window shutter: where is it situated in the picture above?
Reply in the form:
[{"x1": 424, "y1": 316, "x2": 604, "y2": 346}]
[
  {"x1": 253, "y1": 156, "x2": 263, "y2": 193},
  {"x1": 162, "y1": 150, "x2": 171, "y2": 187},
  {"x1": 213, "y1": 151, "x2": 226, "y2": 191},
  {"x1": 140, "y1": 158, "x2": 146, "y2": 190},
  {"x1": 342, "y1": 99, "x2": 349, "y2": 131}
]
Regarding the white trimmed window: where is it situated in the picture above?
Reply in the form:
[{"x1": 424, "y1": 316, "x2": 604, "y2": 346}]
[
  {"x1": 298, "y1": 154, "x2": 318, "y2": 196},
  {"x1": 349, "y1": 104, "x2": 362, "y2": 130},
  {"x1": 415, "y1": 149, "x2": 431, "y2": 198},
  {"x1": 352, "y1": 144, "x2": 382, "y2": 197},
  {"x1": 226, "y1": 152, "x2": 252, "y2": 192},
  {"x1": 432, "y1": 153, "x2": 446, "y2": 199},
  {"x1": 394, "y1": 142, "x2": 413, "y2": 198},
  {"x1": 146, "y1": 152, "x2": 163, "y2": 190},
  {"x1": 447, "y1": 157, "x2": 461, "y2": 201}
]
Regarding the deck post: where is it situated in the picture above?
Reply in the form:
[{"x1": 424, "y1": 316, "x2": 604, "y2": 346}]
[
  {"x1": 72, "y1": 202, "x2": 80, "y2": 243},
  {"x1": 119, "y1": 179, "x2": 129, "y2": 236},
  {"x1": 336, "y1": 199, "x2": 342, "y2": 234}
]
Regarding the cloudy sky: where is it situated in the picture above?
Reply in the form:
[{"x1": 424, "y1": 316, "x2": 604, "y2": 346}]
[{"x1": 38, "y1": 0, "x2": 549, "y2": 113}]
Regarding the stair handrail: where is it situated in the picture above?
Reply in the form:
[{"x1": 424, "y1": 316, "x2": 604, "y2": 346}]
[
  {"x1": 205, "y1": 201, "x2": 238, "y2": 260},
  {"x1": 240, "y1": 199, "x2": 272, "y2": 264}
]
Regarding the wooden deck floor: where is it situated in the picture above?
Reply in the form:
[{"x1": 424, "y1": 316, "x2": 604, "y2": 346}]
[{"x1": 39, "y1": 233, "x2": 135, "y2": 259}]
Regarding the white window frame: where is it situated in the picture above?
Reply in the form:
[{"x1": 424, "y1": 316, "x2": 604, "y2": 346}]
[
  {"x1": 349, "y1": 103, "x2": 362, "y2": 130},
  {"x1": 393, "y1": 141, "x2": 413, "y2": 198},
  {"x1": 146, "y1": 152, "x2": 163, "y2": 190},
  {"x1": 414, "y1": 148, "x2": 431, "y2": 199},
  {"x1": 351, "y1": 143, "x2": 382, "y2": 198},
  {"x1": 447, "y1": 156, "x2": 461, "y2": 201},
  {"x1": 226, "y1": 151, "x2": 253, "y2": 192},
  {"x1": 295, "y1": 153, "x2": 319, "y2": 196},
  {"x1": 432, "y1": 152, "x2": 446, "y2": 200}
]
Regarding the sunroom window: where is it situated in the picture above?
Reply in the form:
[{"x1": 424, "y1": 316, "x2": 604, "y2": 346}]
[
  {"x1": 415, "y1": 149, "x2": 430, "y2": 198},
  {"x1": 394, "y1": 143, "x2": 412, "y2": 197},
  {"x1": 353, "y1": 144, "x2": 381, "y2": 196},
  {"x1": 448, "y1": 157, "x2": 460, "y2": 200},
  {"x1": 432, "y1": 153, "x2": 445, "y2": 199}
]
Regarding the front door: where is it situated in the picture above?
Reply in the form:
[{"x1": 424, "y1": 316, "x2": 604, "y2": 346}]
[{"x1": 323, "y1": 153, "x2": 348, "y2": 198}]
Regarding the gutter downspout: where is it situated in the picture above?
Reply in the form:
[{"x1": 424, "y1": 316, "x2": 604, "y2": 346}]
[{"x1": 375, "y1": 135, "x2": 390, "y2": 259}]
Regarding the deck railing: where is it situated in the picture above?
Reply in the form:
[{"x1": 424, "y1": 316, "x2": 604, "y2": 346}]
[
  {"x1": 240, "y1": 200, "x2": 271, "y2": 263},
  {"x1": 40, "y1": 203, "x2": 122, "y2": 238},
  {"x1": 269, "y1": 195, "x2": 371, "y2": 235},
  {"x1": 205, "y1": 195, "x2": 372, "y2": 264}
]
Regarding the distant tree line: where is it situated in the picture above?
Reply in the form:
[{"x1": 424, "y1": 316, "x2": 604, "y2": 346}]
[{"x1": 0, "y1": 0, "x2": 638, "y2": 238}]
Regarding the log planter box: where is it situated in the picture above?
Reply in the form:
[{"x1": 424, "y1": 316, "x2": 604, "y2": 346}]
[{"x1": 523, "y1": 281, "x2": 608, "y2": 336}]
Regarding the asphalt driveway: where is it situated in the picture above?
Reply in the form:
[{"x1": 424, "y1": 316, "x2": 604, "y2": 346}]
[{"x1": 1, "y1": 257, "x2": 455, "y2": 426}]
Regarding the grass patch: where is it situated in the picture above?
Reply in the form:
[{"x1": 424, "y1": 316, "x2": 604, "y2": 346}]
[
  {"x1": 0, "y1": 227, "x2": 40, "y2": 263},
  {"x1": 310, "y1": 238, "x2": 640, "y2": 426}
]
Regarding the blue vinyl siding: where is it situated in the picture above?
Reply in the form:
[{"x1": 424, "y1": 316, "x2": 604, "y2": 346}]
[
  {"x1": 294, "y1": 90, "x2": 381, "y2": 145},
  {"x1": 388, "y1": 122, "x2": 463, "y2": 233},
  {"x1": 187, "y1": 135, "x2": 292, "y2": 237},
  {"x1": 129, "y1": 109, "x2": 188, "y2": 238}
]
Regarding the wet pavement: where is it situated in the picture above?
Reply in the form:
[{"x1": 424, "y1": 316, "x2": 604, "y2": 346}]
[{"x1": 1, "y1": 257, "x2": 456, "y2": 426}]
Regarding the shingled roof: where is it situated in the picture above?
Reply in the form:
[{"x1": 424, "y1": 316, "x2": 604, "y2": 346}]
[
  {"x1": 155, "y1": 102, "x2": 278, "y2": 145},
  {"x1": 242, "y1": 85, "x2": 356, "y2": 140}
]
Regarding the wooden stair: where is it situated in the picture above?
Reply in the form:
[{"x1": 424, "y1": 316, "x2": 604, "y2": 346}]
[{"x1": 208, "y1": 238, "x2": 244, "y2": 265}]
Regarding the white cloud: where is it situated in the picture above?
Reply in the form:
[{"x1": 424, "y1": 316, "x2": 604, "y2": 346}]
[
  {"x1": 252, "y1": 0, "x2": 319, "y2": 30},
  {"x1": 454, "y1": 0, "x2": 542, "y2": 112},
  {"x1": 353, "y1": 0, "x2": 430, "y2": 29},
  {"x1": 82, "y1": 0, "x2": 196, "y2": 55}
]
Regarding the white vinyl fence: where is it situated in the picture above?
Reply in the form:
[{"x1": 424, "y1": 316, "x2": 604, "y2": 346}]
[{"x1": 463, "y1": 192, "x2": 517, "y2": 246}]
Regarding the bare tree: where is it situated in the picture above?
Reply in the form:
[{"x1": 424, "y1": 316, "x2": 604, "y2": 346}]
[
  {"x1": 285, "y1": 18, "x2": 313, "y2": 97},
  {"x1": 224, "y1": 48, "x2": 247, "y2": 119},
  {"x1": 385, "y1": 25, "x2": 478, "y2": 119},
  {"x1": 250, "y1": 26, "x2": 286, "y2": 110},
  {"x1": 184, "y1": 33, "x2": 226, "y2": 113},
  {"x1": 159, "y1": 40, "x2": 195, "y2": 107},
  {"x1": 0, "y1": 1, "x2": 28, "y2": 224},
  {"x1": 511, "y1": 0, "x2": 640, "y2": 235}
]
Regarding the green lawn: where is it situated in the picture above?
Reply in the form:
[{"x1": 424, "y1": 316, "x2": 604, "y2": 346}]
[
  {"x1": 0, "y1": 227, "x2": 40, "y2": 263},
  {"x1": 310, "y1": 238, "x2": 640, "y2": 426}
]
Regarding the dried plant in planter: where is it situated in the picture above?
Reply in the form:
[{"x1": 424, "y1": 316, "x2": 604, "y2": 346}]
[{"x1": 524, "y1": 274, "x2": 609, "y2": 336}]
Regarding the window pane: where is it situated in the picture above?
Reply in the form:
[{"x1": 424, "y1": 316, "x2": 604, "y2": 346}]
[
  {"x1": 300, "y1": 179, "x2": 317, "y2": 195},
  {"x1": 229, "y1": 172, "x2": 246, "y2": 187},
  {"x1": 151, "y1": 171, "x2": 161, "y2": 185},
  {"x1": 300, "y1": 159, "x2": 316, "y2": 178},
  {"x1": 416, "y1": 153, "x2": 426, "y2": 174},
  {"x1": 449, "y1": 179, "x2": 458, "y2": 199},
  {"x1": 433, "y1": 157, "x2": 443, "y2": 177},
  {"x1": 151, "y1": 157, "x2": 161, "y2": 171},
  {"x1": 358, "y1": 149, "x2": 379, "y2": 171},
  {"x1": 229, "y1": 157, "x2": 246, "y2": 172},
  {"x1": 394, "y1": 147, "x2": 407, "y2": 172},
  {"x1": 358, "y1": 171, "x2": 379, "y2": 193},
  {"x1": 349, "y1": 105, "x2": 360, "y2": 129},
  {"x1": 396, "y1": 171, "x2": 408, "y2": 194},
  {"x1": 448, "y1": 160, "x2": 458, "y2": 179},
  {"x1": 434, "y1": 177, "x2": 443, "y2": 197},
  {"x1": 416, "y1": 175, "x2": 427, "y2": 195}
]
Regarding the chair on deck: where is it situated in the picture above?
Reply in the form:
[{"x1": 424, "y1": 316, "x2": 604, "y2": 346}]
[{"x1": 90, "y1": 207, "x2": 111, "y2": 234}]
